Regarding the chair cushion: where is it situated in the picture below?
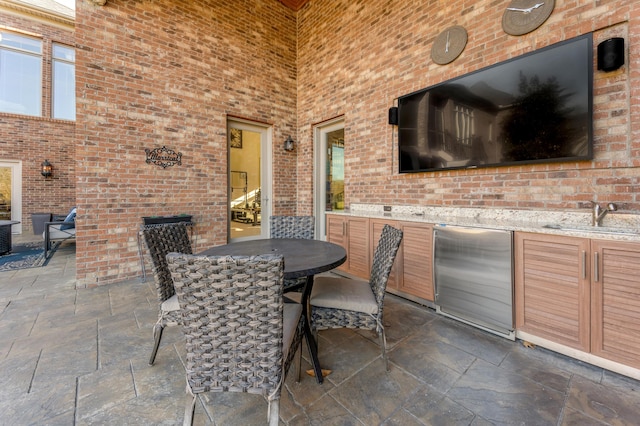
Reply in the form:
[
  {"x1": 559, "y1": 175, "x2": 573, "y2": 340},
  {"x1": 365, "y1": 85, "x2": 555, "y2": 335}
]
[
  {"x1": 311, "y1": 277, "x2": 378, "y2": 315},
  {"x1": 60, "y1": 207, "x2": 76, "y2": 230},
  {"x1": 44, "y1": 224, "x2": 77, "y2": 240},
  {"x1": 283, "y1": 303, "x2": 302, "y2": 361},
  {"x1": 283, "y1": 292, "x2": 302, "y2": 304},
  {"x1": 160, "y1": 294, "x2": 180, "y2": 312}
]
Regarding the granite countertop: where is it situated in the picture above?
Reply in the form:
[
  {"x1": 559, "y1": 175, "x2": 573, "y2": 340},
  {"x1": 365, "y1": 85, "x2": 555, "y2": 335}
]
[{"x1": 329, "y1": 204, "x2": 640, "y2": 242}]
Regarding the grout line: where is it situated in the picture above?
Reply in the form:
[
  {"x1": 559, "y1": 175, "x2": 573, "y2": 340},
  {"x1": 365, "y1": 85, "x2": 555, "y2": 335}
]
[
  {"x1": 108, "y1": 288, "x2": 114, "y2": 316},
  {"x1": 557, "y1": 374, "x2": 574, "y2": 426},
  {"x1": 28, "y1": 312, "x2": 39, "y2": 336},
  {"x1": 73, "y1": 376, "x2": 79, "y2": 426},
  {"x1": 130, "y1": 360, "x2": 138, "y2": 397},
  {"x1": 95, "y1": 319, "x2": 100, "y2": 370},
  {"x1": 0, "y1": 299, "x2": 10, "y2": 317},
  {"x1": 27, "y1": 349, "x2": 43, "y2": 394},
  {"x1": 326, "y1": 392, "x2": 367, "y2": 426}
]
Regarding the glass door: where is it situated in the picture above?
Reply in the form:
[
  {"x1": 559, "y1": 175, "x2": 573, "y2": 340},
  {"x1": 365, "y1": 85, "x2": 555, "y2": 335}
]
[
  {"x1": 314, "y1": 119, "x2": 344, "y2": 240},
  {"x1": 227, "y1": 119, "x2": 271, "y2": 242},
  {"x1": 0, "y1": 161, "x2": 22, "y2": 233}
]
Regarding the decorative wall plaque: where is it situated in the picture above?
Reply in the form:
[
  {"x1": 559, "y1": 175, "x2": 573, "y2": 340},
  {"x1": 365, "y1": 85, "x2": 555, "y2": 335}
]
[{"x1": 145, "y1": 146, "x2": 182, "y2": 168}]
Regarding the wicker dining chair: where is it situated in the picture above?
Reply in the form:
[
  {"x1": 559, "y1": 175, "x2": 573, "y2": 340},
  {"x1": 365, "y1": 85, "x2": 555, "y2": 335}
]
[
  {"x1": 270, "y1": 215, "x2": 314, "y2": 292},
  {"x1": 166, "y1": 253, "x2": 304, "y2": 426},
  {"x1": 141, "y1": 222, "x2": 193, "y2": 366},
  {"x1": 269, "y1": 215, "x2": 315, "y2": 239},
  {"x1": 310, "y1": 224, "x2": 403, "y2": 370}
]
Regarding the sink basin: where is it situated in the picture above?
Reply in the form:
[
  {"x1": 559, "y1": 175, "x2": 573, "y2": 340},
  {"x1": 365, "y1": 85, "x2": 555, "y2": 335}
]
[{"x1": 543, "y1": 224, "x2": 639, "y2": 236}]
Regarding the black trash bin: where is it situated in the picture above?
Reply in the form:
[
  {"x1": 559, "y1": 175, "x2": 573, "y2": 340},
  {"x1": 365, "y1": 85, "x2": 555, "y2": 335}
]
[{"x1": 31, "y1": 212, "x2": 52, "y2": 235}]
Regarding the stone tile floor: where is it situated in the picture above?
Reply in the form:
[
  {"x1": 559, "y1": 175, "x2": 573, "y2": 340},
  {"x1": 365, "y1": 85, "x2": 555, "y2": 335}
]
[{"x1": 1, "y1": 234, "x2": 640, "y2": 425}]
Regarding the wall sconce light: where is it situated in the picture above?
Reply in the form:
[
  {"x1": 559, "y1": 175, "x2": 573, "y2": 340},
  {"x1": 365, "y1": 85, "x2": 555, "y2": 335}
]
[
  {"x1": 41, "y1": 159, "x2": 53, "y2": 178},
  {"x1": 284, "y1": 135, "x2": 295, "y2": 152}
]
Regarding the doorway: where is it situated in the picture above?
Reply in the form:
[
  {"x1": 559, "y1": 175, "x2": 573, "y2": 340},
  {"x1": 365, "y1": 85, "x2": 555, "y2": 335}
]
[
  {"x1": 227, "y1": 119, "x2": 271, "y2": 242},
  {"x1": 314, "y1": 119, "x2": 344, "y2": 240},
  {"x1": 0, "y1": 161, "x2": 22, "y2": 233}
]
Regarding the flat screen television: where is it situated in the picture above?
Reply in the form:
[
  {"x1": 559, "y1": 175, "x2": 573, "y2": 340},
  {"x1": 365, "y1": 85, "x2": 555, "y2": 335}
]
[{"x1": 398, "y1": 34, "x2": 593, "y2": 173}]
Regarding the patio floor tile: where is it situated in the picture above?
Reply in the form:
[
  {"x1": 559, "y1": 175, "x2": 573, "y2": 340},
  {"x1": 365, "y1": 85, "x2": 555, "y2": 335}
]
[{"x1": 2, "y1": 235, "x2": 640, "y2": 425}]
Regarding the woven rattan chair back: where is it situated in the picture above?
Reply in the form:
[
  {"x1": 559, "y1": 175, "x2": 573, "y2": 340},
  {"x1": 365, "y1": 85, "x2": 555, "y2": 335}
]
[
  {"x1": 269, "y1": 215, "x2": 315, "y2": 239},
  {"x1": 142, "y1": 223, "x2": 193, "y2": 303},
  {"x1": 141, "y1": 223, "x2": 193, "y2": 365},
  {"x1": 310, "y1": 224, "x2": 402, "y2": 370},
  {"x1": 166, "y1": 253, "x2": 303, "y2": 426},
  {"x1": 270, "y1": 215, "x2": 315, "y2": 292},
  {"x1": 369, "y1": 224, "x2": 404, "y2": 309}
]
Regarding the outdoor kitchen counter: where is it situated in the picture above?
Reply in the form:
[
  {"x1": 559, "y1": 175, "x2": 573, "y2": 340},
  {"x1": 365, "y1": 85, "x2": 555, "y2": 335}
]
[
  {"x1": 328, "y1": 205, "x2": 640, "y2": 380},
  {"x1": 328, "y1": 205, "x2": 640, "y2": 242}
]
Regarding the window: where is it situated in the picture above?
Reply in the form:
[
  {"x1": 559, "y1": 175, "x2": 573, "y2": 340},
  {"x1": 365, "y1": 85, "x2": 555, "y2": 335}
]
[
  {"x1": 52, "y1": 44, "x2": 75, "y2": 120},
  {"x1": 0, "y1": 32, "x2": 75, "y2": 120},
  {"x1": 0, "y1": 32, "x2": 42, "y2": 116}
]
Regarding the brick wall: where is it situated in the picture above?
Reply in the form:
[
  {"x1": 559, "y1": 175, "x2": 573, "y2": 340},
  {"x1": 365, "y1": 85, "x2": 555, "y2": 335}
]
[
  {"x1": 74, "y1": 0, "x2": 639, "y2": 286},
  {"x1": 74, "y1": 0, "x2": 297, "y2": 286},
  {"x1": 296, "y1": 0, "x2": 639, "y2": 211},
  {"x1": 0, "y1": 12, "x2": 75, "y2": 232}
]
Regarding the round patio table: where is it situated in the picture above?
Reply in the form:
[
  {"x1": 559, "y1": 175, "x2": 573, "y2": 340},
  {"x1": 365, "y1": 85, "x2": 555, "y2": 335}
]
[{"x1": 200, "y1": 238, "x2": 347, "y2": 384}]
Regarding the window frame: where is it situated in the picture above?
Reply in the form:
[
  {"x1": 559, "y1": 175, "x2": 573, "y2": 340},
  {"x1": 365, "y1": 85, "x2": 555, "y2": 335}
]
[
  {"x1": 51, "y1": 42, "x2": 76, "y2": 121},
  {"x1": 0, "y1": 31, "x2": 43, "y2": 117}
]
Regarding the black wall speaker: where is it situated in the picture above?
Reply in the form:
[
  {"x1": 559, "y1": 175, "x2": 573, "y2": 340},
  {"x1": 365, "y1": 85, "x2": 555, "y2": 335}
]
[
  {"x1": 597, "y1": 37, "x2": 625, "y2": 72},
  {"x1": 388, "y1": 106, "x2": 398, "y2": 125}
]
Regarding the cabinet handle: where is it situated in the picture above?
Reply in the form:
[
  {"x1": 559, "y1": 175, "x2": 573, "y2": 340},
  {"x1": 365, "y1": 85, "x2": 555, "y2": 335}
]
[
  {"x1": 343, "y1": 221, "x2": 346, "y2": 236},
  {"x1": 594, "y1": 251, "x2": 599, "y2": 282},
  {"x1": 581, "y1": 250, "x2": 586, "y2": 280}
]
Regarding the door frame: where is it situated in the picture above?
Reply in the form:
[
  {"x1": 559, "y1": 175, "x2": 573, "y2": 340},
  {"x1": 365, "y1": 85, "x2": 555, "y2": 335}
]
[
  {"x1": 227, "y1": 118, "x2": 272, "y2": 242},
  {"x1": 313, "y1": 117, "x2": 344, "y2": 241},
  {"x1": 0, "y1": 160, "x2": 22, "y2": 234}
]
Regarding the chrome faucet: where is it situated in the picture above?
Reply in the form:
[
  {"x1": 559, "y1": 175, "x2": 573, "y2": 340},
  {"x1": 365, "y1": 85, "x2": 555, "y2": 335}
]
[{"x1": 591, "y1": 201, "x2": 617, "y2": 227}]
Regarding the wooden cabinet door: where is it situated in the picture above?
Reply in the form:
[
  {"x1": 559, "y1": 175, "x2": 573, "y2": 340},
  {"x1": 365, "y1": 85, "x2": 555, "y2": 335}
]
[
  {"x1": 326, "y1": 214, "x2": 346, "y2": 246},
  {"x1": 370, "y1": 219, "x2": 399, "y2": 290},
  {"x1": 514, "y1": 232, "x2": 591, "y2": 351},
  {"x1": 326, "y1": 215, "x2": 347, "y2": 272},
  {"x1": 346, "y1": 216, "x2": 370, "y2": 279},
  {"x1": 399, "y1": 222, "x2": 434, "y2": 301},
  {"x1": 325, "y1": 214, "x2": 369, "y2": 278},
  {"x1": 591, "y1": 240, "x2": 640, "y2": 368}
]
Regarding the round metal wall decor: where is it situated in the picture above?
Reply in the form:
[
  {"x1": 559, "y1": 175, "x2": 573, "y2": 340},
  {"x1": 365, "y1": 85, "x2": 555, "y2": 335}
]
[
  {"x1": 502, "y1": 0, "x2": 555, "y2": 36},
  {"x1": 431, "y1": 25, "x2": 468, "y2": 65}
]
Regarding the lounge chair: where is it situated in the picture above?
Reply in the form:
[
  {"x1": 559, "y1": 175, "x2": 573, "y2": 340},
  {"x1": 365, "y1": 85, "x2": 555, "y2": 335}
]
[{"x1": 43, "y1": 207, "x2": 76, "y2": 258}]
